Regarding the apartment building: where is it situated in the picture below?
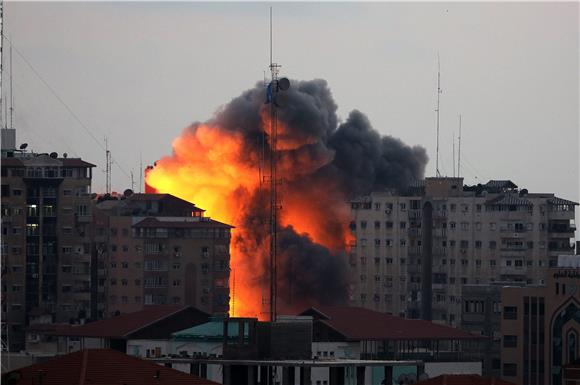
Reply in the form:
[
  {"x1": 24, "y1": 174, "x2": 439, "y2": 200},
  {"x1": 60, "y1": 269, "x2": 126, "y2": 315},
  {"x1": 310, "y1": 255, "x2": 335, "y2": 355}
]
[
  {"x1": 92, "y1": 192, "x2": 231, "y2": 318},
  {"x1": 348, "y1": 177, "x2": 577, "y2": 326},
  {"x1": 1, "y1": 129, "x2": 95, "y2": 351},
  {"x1": 500, "y1": 266, "x2": 580, "y2": 385}
]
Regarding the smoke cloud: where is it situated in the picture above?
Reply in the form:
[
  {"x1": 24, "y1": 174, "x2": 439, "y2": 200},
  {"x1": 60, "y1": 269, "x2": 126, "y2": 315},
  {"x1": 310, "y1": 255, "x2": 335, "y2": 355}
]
[{"x1": 148, "y1": 78, "x2": 428, "y2": 315}]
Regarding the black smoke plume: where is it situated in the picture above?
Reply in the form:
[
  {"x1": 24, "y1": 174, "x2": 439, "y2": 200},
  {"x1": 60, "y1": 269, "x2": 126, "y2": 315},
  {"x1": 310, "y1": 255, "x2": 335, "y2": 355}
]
[{"x1": 200, "y1": 79, "x2": 427, "y2": 312}]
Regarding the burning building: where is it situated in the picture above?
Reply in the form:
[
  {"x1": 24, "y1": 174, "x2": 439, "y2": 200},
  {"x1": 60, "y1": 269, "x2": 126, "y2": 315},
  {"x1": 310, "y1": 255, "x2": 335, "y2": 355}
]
[{"x1": 145, "y1": 79, "x2": 428, "y2": 318}]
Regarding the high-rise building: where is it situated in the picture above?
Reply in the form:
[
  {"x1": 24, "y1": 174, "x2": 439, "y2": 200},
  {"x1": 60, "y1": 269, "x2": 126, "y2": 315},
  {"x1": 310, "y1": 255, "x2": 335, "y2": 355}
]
[
  {"x1": 348, "y1": 177, "x2": 577, "y2": 326},
  {"x1": 1, "y1": 129, "x2": 95, "y2": 351},
  {"x1": 92, "y1": 192, "x2": 231, "y2": 318},
  {"x1": 500, "y1": 265, "x2": 580, "y2": 385}
]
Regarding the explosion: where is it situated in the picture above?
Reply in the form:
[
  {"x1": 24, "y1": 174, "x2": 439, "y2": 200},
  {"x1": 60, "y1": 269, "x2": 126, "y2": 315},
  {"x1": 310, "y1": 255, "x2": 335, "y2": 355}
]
[{"x1": 146, "y1": 79, "x2": 428, "y2": 318}]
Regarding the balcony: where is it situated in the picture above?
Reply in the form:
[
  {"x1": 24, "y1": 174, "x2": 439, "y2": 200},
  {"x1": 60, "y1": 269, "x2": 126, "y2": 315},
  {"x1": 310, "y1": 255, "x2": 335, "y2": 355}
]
[
  {"x1": 500, "y1": 266, "x2": 527, "y2": 276},
  {"x1": 548, "y1": 243, "x2": 575, "y2": 252},
  {"x1": 75, "y1": 214, "x2": 92, "y2": 223}
]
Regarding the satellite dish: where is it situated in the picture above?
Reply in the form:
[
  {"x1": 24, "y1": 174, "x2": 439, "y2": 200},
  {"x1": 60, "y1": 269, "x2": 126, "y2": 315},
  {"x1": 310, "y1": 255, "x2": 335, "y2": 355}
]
[
  {"x1": 123, "y1": 189, "x2": 134, "y2": 197},
  {"x1": 278, "y1": 77, "x2": 290, "y2": 91},
  {"x1": 63, "y1": 153, "x2": 68, "y2": 158},
  {"x1": 19, "y1": 143, "x2": 28, "y2": 150},
  {"x1": 49, "y1": 152, "x2": 58, "y2": 159}
]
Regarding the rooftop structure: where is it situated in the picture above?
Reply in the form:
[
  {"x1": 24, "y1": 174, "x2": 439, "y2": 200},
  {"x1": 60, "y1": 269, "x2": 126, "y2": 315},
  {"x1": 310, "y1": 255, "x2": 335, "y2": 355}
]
[{"x1": 1, "y1": 348, "x2": 219, "y2": 385}]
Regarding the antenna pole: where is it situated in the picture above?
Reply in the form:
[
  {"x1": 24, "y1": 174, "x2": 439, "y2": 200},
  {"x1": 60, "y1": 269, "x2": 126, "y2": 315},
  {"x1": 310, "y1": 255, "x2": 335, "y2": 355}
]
[
  {"x1": 130, "y1": 171, "x2": 134, "y2": 192},
  {"x1": 0, "y1": 0, "x2": 3, "y2": 129},
  {"x1": 9, "y1": 36, "x2": 13, "y2": 129},
  {"x1": 268, "y1": 5, "x2": 278, "y2": 324},
  {"x1": 105, "y1": 137, "x2": 111, "y2": 194},
  {"x1": 435, "y1": 54, "x2": 441, "y2": 177},
  {"x1": 452, "y1": 131, "x2": 455, "y2": 178},
  {"x1": 458, "y1": 114, "x2": 462, "y2": 178},
  {"x1": 139, "y1": 152, "x2": 143, "y2": 193}
]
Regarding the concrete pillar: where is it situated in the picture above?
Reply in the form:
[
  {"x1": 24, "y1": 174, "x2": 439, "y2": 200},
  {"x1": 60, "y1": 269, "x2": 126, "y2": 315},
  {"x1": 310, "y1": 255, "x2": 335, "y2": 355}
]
[
  {"x1": 384, "y1": 366, "x2": 393, "y2": 385},
  {"x1": 300, "y1": 367, "x2": 311, "y2": 385},
  {"x1": 223, "y1": 365, "x2": 231, "y2": 385}
]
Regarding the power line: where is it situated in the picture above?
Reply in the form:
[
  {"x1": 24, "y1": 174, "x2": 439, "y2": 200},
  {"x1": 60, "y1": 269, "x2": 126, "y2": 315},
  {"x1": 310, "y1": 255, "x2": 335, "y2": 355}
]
[{"x1": 5, "y1": 36, "x2": 131, "y2": 181}]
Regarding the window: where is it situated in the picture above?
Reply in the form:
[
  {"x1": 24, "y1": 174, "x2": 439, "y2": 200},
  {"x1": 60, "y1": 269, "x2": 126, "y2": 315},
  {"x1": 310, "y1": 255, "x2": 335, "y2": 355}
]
[
  {"x1": 385, "y1": 221, "x2": 393, "y2": 229},
  {"x1": 122, "y1": 262, "x2": 128, "y2": 269},
  {"x1": 503, "y1": 335, "x2": 517, "y2": 348},
  {"x1": 111, "y1": 278, "x2": 117, "y2": 286},
  {"x1": 121, "y1": 279, "x2": 128, "y2": 286},
  {"x1": 461, "y1": 222, "x2": 469, "y2": 230},
  {"x1": 399, "y1": 203, "x2": 406, "y2": 211},
  {"x1": 475, "y1": 241, "x2": 482, "y2": 249},
  {"x1": 360, "y1": 221, "x2": 367, "y2": 229},
  {"x1": 385, "y1": 239, "x2": 392, "y2": 247},
  {"x1": 374, "y1": 239, "x2": 381, "y2": 246},
  {"x1": 490, "y1": 222, "x2": 497, "y2": 230},
  {"x1": 489, "y1": 241, "x2": 496, "y2": 249},
  {"x1": 449, "y1": 222, "x2": 456, "y2": 229},
  {"x1": 374, "y1": 221, "x2": 381, "y2": 229},
  {"x1": 122, "y1": 245, "x2": 129, "y2": 252},
  {"x1": 503, "y1": 363, "x2": 517, "y2": 377},
  {"x1": 476, "y1": 204, "x2": 482, "y2": 212},
  {"x1": 503, "y1": 306, "x2": 517, "y2": 320},
  {"x1": 490, "y1": 260, "x2": 497, "y2": 267},
  {"x1": 400, "y1": 239, "x2": 406, "y2": 247},
  {"x1": 400, "y1": 222, "x2": 407, "y2": 229}
]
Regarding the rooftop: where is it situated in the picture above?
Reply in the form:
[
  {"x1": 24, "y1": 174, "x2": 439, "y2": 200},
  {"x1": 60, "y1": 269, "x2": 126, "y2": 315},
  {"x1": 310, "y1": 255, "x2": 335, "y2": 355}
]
[
  {"x1": 133, "y1": 217, "x2": 233, "y2": 229},
  {"x1": 52, "y1": 305, "x2": 207, "y2": 339},
  {"x1": 300, "y1": 306, "x2": 483, "y2": 341},
  {"x1": 1, "y1": 349, "x2": 219, "y2": 385},
  {"x1": 172, "y1": 317, "x2": 248, "y2": 340}
]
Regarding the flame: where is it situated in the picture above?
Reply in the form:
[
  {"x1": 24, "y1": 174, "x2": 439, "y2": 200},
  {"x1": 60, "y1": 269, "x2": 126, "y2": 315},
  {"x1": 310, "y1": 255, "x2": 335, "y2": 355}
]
[{"x1": 147, "y1": 114, "x2": 352, "y2": 318}]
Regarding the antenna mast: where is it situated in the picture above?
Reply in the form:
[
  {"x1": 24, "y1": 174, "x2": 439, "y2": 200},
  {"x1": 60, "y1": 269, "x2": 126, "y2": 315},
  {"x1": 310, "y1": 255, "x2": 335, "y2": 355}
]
[
  {"x1": 8, "y1": 36, "x2": 12, "y2": 129},
  {"x1": 105, "y1": 137, "x2": 111, "y2": 194},
  {"x1": 0, "y1": 0, "x2": 3, "y2": 129},
  {"x1": 458, "y1": 114, "x2": 462, "y2": 178},
  {"x1": 452, "y1": 131, "x2": 455, "y2": 178},
  {"x1": 435, "y1": 55, "x2": 442, "y2": 177},
  {"x1": 268, "y1": 5, "x2": 279, "y2": 324},
  {"x1": 139, "y1": 152, "x2": 143, "y2": 193}
]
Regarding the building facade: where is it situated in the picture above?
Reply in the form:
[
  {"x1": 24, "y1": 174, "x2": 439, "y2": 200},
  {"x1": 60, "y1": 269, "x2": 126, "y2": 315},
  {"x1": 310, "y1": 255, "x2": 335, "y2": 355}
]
[
  {"x1": 500, "y1": 267, "x2": 580, "y2": 385},
  {"x1": 92, "y1": 193, "x2": 231, "y2": 317},
  {"x1": 348, "y1": 177, "x2": 577, "y2": 326},
  {"x1": 1, "y1": 130, "x2": 95, "y2": 351}
]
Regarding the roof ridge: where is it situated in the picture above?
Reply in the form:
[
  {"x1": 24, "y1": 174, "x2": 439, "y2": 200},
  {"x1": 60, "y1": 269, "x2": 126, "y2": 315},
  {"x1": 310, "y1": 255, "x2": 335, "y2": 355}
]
[{"x1": 123, "y1": 305, "x2": 189, "y2": 337}]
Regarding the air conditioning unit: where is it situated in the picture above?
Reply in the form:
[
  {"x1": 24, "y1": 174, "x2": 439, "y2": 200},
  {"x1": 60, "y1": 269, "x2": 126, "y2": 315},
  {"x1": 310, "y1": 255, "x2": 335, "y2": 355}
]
[
  {"x1": 75, "y1": 246, "x2": 83, "y2": 254},
  {"x1": 513, "y1": 233, "x2": 519, "y2": 238}
]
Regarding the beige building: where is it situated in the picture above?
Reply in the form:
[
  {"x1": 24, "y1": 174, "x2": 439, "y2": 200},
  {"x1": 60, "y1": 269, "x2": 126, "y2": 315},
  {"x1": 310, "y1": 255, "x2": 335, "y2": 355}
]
[
  {"x1": 500, "y1": 267, "x2": 580, "y2": 385},
  {"x1": 348, "y1": 177, "x2": 577, "y2": 326},
  {"x1": 92, "y1": 193, "x2": 231, "y2": 318},
  {"x1": 1, "y1": 129, "x2": 95, "y2": 351}
]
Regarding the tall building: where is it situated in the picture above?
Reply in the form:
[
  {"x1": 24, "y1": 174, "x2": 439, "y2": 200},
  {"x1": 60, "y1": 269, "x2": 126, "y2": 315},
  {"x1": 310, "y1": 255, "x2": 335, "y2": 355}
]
[
  {"x1": 1, "y1": 129, "x2": 95, "y2": 351},
  {"x1": 92, "y1": 192, "x2": 231, "y2": 318},
  {"x1": 500, "y1": 266, "x2": 580, "y2": 385},
  {"x1": 348, "y1": 177, "x2": 577, "y2": 326}
]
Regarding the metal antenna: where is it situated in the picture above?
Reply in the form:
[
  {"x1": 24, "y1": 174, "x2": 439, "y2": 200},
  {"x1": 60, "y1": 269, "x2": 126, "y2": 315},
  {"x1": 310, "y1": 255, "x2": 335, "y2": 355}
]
[
  {"x1": 105, "y1": 137, "x2": 111, "y2": 194},
  {"x1": 452, "y1": 131, "x2": 455, "y2": 178},
  {"x1": 130, "y1": 170, "x2": 135, "y2": 192},
  {"x1": 458, "y1": 114, "x2": 462, "y2": 178},
  {"x1": 435, "y1": 54, "x2": 442, "y2": 177},
  {"x1": 268, "y1": 5, "x2": 278, "y2": 324},
  {"x1": 139, "y1": 152, "x2": 143, "y2": 193},
  {"x1": 9, "y1": 36, "x2": 13, "y2": 129},
  {"x1": 0, "y1": 0, "x2": 4, "y2": 129}
]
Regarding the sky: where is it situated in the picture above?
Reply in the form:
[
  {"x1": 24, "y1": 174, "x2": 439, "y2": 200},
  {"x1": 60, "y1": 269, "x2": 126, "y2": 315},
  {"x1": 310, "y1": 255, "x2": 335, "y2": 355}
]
[{"x1": 4, "y1": 1, "x2": 579, "y2": 226}]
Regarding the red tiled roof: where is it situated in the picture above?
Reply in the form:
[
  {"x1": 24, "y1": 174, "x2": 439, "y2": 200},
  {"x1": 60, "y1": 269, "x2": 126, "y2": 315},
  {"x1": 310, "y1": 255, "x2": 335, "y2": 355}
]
[
  {"x1": 127, "y1": 193, "x2": 203, "y2": 210},
  {"x1": 416, "y1": 374, "x2": 517, "y2": 385},
  {"x1": 53, "y1": 305, "x2": 192, "y2": 338},
  {"x1": 301, "y1": 306, "x2": 483, "y2": 341},
  {"x1": 133, "y1": 217, "x2": 233, "y2": 229},
  {"x1": 1, "y1": 349, "x2": 219, "y2": 385}
]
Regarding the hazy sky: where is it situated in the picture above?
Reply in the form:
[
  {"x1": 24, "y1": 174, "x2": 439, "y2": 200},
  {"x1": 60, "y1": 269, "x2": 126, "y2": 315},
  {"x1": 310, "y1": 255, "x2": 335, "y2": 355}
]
[{"x1": 5, "y1": 2, "x2": 579, "y2": 215}]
